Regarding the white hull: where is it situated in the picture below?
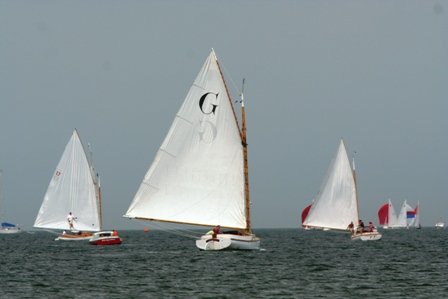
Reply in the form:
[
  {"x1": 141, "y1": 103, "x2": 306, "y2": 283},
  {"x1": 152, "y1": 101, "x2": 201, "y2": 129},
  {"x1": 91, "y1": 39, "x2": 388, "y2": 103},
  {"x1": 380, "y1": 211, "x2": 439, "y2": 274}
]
[
  {"x1": 55, "y1": 231, "x2": 94, "y2": 241},
  {"x1": 196, "y1": 233, "x2": 260, "y2": 251},
  {"x1": 351, "y1": 231, "x2": 382, "y2": 241},
  {"x1": 0, "y1": 227, "x2": 21, "y2": 234},
  {"x1": 435, "y1": 222, "x2": 445, "y2": 229}
]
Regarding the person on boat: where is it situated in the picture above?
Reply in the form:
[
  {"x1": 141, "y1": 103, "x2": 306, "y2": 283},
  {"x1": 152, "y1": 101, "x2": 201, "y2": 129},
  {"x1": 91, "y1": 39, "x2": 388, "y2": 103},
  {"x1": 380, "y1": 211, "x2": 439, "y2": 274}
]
[
  {"x1": 212, "y1": 225, "x2": 221, "y2": 239},
  {"x1": 112, "y1": 229, "x2": 118, "y2": 236},
  {"x1": 357, "y1": 219, "x2": 365, "y2": 233},
  {"x1": 347, "y1": 222, "x2": 355, "y2": 234},
  {"x1": 368, "y1": 221, "x2": 376, "y2": 232},
  {"x1": 67, "y1": 212, "x2": 76, "y2": 230}
]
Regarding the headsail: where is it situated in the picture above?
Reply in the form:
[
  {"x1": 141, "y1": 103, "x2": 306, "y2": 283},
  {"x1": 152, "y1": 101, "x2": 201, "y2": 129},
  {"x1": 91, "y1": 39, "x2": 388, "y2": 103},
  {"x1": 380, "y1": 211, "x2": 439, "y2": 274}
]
[
  {"x1": 34, "y1": 130, "x2": 101, "y2": 232},
  {"x1": 303, "y1": 140, "x2": 359, "y2": 230},
  {"x1": 125, "y1": 50, "x2": 247, "y2": 230}
]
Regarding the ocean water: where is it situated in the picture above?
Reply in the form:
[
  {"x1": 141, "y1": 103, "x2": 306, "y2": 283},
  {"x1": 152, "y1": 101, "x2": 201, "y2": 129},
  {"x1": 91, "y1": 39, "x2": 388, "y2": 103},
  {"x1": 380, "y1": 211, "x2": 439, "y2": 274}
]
[{"x1": 1, "y1": 228, "x2": 447, "y2": 298}]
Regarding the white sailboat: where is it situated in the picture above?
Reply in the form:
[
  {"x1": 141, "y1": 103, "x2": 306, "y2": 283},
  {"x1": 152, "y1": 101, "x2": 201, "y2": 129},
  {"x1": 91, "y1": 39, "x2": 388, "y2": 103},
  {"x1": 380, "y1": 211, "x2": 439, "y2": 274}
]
[
  {"x1": 303, "y1": 139, "x2": 382, "y2": 241},
  {"x1": 396, "y1": 200, "x2": 413, "y2": 228},
  {"x1": 125, "y1": 49, "x2": 260, "y2": 250},
  {"x1": 378, "y1": 199, "x2": 399, "y2": 229},
  {"x1": 34, "y1": 130, "x2": 102, "y2": 240},
  {"x1": 0, "y1": 171, "x2": 22, "y2": 234}
]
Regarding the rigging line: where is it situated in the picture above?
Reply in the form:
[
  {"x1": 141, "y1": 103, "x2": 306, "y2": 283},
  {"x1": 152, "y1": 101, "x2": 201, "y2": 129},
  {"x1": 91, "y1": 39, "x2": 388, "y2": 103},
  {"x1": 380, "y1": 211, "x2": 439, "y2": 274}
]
[{"x1": 218, "y1": 60, "x2": 241, "y2": 100}]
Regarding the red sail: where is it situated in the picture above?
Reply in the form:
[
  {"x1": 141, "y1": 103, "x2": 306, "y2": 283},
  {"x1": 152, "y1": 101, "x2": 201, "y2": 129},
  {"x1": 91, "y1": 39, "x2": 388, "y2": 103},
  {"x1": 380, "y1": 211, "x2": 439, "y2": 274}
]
[
  {"x1": 301, "y1": 204, "x2": 312, "y2": 226},
  {"x1": 378, "y1": 203, "x2": 389, "y2": 226}
]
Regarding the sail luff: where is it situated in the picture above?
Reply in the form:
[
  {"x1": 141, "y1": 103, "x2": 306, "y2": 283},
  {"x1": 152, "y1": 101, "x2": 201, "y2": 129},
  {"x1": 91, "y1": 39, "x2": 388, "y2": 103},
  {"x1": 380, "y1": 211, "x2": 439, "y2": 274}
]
[
  {"x1": 215, "y1": 52, "x2": 250, "y2": 232},
  {"x1": 214, "y1": 50, "x2": 243, "y2": 138}
]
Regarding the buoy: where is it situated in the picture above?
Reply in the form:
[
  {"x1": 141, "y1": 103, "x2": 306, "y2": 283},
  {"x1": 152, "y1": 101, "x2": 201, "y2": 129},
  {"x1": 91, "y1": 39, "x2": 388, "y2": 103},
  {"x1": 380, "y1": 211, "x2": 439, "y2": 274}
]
[{"x1": 143, "y1": 227, "x2": 149, "y2": 233}]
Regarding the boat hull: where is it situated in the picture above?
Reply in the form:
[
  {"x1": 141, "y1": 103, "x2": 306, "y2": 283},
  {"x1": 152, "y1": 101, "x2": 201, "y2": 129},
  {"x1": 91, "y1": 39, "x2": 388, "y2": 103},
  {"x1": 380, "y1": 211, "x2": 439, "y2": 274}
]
[
  {"x1": 55, "y1": 231, "x2": 93, "y2": 241},
  {"x1": 435, "y1": 223, "x2": 445, "y2": 229},
  {"x1": 89, "y1": 231, "x2": 122, "y2": 246},
  {"x1": 89, "y1": 236, "x2": 122, "y2": 246},
  {"x1": 0, "y1": 227, "x2": 21, "y2": 234},
  {"x1": 351, "y1": 231, "x2": 382, "y2": 241},
  {"x1": 196, "y1": 233, "x2": 260, "y2": 251}
]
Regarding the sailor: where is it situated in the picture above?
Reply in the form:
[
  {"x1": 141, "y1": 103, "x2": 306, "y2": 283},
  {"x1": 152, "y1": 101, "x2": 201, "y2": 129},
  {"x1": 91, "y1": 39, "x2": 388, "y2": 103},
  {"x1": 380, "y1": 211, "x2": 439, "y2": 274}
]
[
  {"x1": 67, "y1": 212, "x2": 76, "y2": 230},
  {"x1": 212, "y1": 225, "x2": 221, "y2": 239},
  {"x1": 368, "y1": 221, "x2": 375, "y2": 232},
  {"x1": 347, "y1": 222, "x2": 355, "y2": 234}
]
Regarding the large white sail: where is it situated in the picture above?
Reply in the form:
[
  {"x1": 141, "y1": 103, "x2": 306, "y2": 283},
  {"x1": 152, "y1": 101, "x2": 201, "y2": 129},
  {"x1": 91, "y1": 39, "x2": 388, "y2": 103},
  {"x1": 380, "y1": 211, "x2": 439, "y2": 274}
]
[
  {"x1": 34, "y1": 130, "x2": 101, "y2": 232},
  {"x1": 125, "y1": 50, "x2": 246, "y2": 229},
  {"x1": 303, "y1": 140, "x2": 359, "y2": 230}
]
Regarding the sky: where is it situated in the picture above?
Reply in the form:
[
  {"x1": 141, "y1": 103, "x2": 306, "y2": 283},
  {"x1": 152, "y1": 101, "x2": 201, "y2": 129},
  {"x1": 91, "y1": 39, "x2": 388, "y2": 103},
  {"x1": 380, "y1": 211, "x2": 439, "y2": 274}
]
[{"x1": 0, "y1": 0, "x2": 447, "y2": 230}]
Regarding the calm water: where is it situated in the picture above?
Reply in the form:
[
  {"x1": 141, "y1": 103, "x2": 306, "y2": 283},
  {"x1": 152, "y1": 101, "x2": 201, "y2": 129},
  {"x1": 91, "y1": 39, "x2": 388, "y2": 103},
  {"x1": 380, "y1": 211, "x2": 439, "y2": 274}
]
[{"x1": 1, "y1": 228, "x2": 447, "y2": 298}]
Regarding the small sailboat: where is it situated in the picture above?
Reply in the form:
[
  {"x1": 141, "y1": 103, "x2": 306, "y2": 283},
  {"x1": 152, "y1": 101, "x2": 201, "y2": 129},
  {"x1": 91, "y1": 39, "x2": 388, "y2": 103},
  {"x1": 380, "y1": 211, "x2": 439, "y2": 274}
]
[
  {"x1": 303, "y1": 139, "x2": 382, "y2": 241},
  {"x1": 34, "y1": 130, "x2": 103, "y2": 240},
  {"x1": 125, "y1": 49, "x2": 260, "y2": 250},
  {"x1": 377, "y1": 199, "x2": 398, "y2": 229},
  {"x1": 396, "y1": 200, "x2": 413, "y2": 228},
  {"x1": 407, "y1": 201, "x2": 420, "y2": 229},
  {"x1": 0, "y1": 171, "x2": 21, "y2": 234}
]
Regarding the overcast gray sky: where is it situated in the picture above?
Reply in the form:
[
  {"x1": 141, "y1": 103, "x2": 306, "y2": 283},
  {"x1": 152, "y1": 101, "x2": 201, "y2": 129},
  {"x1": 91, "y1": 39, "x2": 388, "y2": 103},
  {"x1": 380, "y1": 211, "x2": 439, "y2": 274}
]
[{"x1": 0, "y1": 1, "x2": 447, "y2": 230}]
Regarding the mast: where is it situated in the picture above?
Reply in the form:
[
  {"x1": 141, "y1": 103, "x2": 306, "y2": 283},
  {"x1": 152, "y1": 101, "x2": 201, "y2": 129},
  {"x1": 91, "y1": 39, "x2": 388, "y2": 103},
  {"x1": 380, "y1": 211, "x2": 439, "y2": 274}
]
[
  {"x1": 240, "y1": 79, "x2": 252, "y2": 233},
  {"x1": 352, "y1": 149, "x2": 360, "y2": 222},
  {"x1": 214, "y1": 52, "x2": 251, "y2": 233}
]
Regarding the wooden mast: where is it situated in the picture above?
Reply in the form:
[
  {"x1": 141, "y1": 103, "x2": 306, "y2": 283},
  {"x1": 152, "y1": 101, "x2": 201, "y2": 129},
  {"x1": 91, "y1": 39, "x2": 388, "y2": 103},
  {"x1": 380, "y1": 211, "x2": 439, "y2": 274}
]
[
  {"x1": 214, "y1": 51, "x2": 251, "y2": 233},
  {"x1": 240, "y1": 79, "x2": 252, "y2": 234}
]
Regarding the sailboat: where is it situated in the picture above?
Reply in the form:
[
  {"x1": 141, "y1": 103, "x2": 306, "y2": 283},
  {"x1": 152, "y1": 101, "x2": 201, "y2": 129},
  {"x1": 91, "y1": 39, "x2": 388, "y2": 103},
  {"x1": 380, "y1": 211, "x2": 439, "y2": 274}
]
[
  {"x1": 302, "y1": 139, "x2": 382, "y2": 241},
  {"x1": 377, "y1": 199, "x2": 398, "y2": 229},
  {"x1": 125, "y1": 49, "x2": 260, "y2": 250},
  {"x1": 0, "y1": 170, "x2": 21, "y2": 234},
  {"x1": 34, "y1": 130, "x2": 102, "y2": 240},
  {"x1": 407, "y1": 201, "x2": 420, "y2": 229}
]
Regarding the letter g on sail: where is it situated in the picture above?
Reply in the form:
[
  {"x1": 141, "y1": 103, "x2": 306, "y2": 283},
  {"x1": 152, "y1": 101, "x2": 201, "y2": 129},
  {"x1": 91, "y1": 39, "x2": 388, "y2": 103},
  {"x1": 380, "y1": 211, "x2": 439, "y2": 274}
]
[{"x1": 199, "y1": 92, "x2": 219, "y2": 115}]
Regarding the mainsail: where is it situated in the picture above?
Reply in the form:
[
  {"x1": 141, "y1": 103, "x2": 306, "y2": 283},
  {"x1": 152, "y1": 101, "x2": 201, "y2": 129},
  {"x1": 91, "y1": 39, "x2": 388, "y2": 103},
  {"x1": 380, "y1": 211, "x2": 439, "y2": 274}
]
[
  {"x1": 34, "y1": 130, "x2": 102, "y2": 232},
  {"x1": 303, "y1": 140, "x2": 359, "y2": 230},
  {"x1": 125, "y1": 50, "x2": 247, "y2": 230}
]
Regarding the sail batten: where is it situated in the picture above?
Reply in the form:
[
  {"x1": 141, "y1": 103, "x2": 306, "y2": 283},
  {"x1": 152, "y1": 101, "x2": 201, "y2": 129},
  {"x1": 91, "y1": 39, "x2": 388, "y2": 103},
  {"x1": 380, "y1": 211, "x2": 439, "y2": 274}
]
[{"x1": 125, "y1": 50, "x2": 247, "y2": 229}]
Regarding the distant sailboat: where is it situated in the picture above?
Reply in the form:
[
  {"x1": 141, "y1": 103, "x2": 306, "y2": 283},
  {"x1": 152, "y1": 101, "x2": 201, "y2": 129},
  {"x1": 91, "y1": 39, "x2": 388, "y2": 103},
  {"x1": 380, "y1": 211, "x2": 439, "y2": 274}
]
[
  {"x1": 34, "y1": 130, "x2": 102, "y2": 240},
  {"x1": 125, "y1": 49, "x2": 260, "y2": 250},
  {"x1": 303, "y1": 139, "x2": 382, "y2": 241},
  {"x1": 407, "y1": 201, "x2": 420, "y2": 229},
  {"x1": 377, "y1": 199, "x2": 398, "y2": 229},
  {"x1": 0, "y1": 170, "x2": 21, "y2": 234},
  {"x1": 396, "y1": 200, "x2": 413, "y2": 228}
]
